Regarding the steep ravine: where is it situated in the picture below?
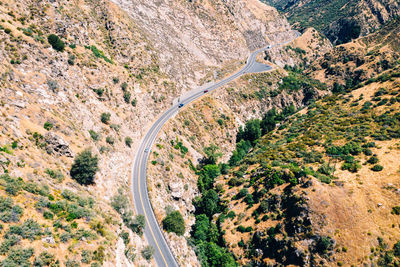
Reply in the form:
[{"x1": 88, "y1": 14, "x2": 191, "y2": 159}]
[{"x1": 147, "y1": 50, "x2": 328, "y2": 264}]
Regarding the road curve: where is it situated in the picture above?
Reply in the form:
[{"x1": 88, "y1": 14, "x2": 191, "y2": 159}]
[{"x1": 131, "y1": 35, "x2": 299, "y2": 267}]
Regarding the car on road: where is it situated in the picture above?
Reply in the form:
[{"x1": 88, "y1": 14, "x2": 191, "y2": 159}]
[
  {"x1": 204, "y1": 90, "x2": 208, "y2": 93},
  {"x1": 144, "y1": 148, "x2": 150, "y2": 153},
  {"x1": 178, "y1": 103, "x2": 184, "y2": 108}
]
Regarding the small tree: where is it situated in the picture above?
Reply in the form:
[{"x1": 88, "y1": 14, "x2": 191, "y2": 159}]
[
  {"x1": 125, "y1": 137, "x2": 133, "y2": 147},
  {"x1": 70, "y1": 149, "x2": 99, "y2": 185},
  {"x1": 123, "y1": 91, "x2": 131, "y2": 103},
  {"x1": 47, "y1": 34, "x2": 65, "y2": 52},
  {"x1": 100, "y1": 113, "x2": 111, "y2": 124},
  {"x1": 162, "y1": 210, "x2": 185, "y2": 236},
  {"x1": 141, "y1": 246, "x2": 154, "y2": 261},
  {"x1": 129, "y1": 215, "x2": 145, "y2": 235},
  {"x1": 203, "y1": 144, "x2": 222, "y2": 165}
]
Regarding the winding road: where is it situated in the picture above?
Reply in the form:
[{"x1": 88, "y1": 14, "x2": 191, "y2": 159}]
[{"x1": 131, "y1": 35, "x2": 299, "y2": 267}]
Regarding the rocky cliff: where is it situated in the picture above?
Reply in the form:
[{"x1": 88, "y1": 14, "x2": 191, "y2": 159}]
[{"x1": 111, "y1": 0, "x2": 296, "y2": 89}]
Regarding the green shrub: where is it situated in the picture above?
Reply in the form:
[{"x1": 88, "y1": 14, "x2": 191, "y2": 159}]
[
  {"x1": 235, "y1": 188, "x2": 248, "y2": 200},
  {"x1": 120, "y1": 231, "x2": 130, "y2": 245},
  {"x1": 237, "y1": 225, "x2": 251, "y2": 233},
  {"x1": 110, "y1": 124, "x2": 120, "y2": 132},
  {"x1": 46, "y1": 80, "x2": 58, "y2": 92},
  {"x1": 121, "y1": 82, "x2": 128, "y2": 91},
  {"x1": 43, "y1": 122, "x2": 53, "y2": 131},
  {"x1": 341, "y1": 161, "x2": 361, "y2": 173},
  {"x1": 81, "y1": 250, "x2": 93, "y2": 264},
  {"x1": 100, "y1": 113, "x2": 111, "y2": 124},
  {"x1": 43, "y1": 211, "x2": 54, "y2": 220},
  {"x1": 226, "y1": 211, "x2": 236, "y2": 219},
  {"x1": 86, "y1": 45, "x2": 112, "y2": 63},
  {"x1": 47, "y1": 34, "x2": 65, "y2": 52},
  {"x1": 123, "y1": 91, "x2": 131, "y2": 103},
  {"x1": 0, "y1": 235, "x2": 21, "y2": 254},
  {"x1": 261, "y1": 214, "x2": 269, "y2": 221},
  {"x1": 65, "y1": 259, "x2": 80, "y2": 267},
  {"x1": 128, "y1": 215, "x2": 145, "y2": 235},
  {"x1": 394, "y1": 241, "x2": 400, "y2": 256},
  {"x1": 60, "y1": 232, "x2": 71, "y2": 243},
  {"x1": 110, "y1": 189, "x2": 130, "y2": 214},
  {"x1": 89, "y1": 130, "x2": 100, "y2": 141},
  {"x1": 318, "y1": 163, "x2": 335, "y2": 175},
  {"x1": 124, "y1": 245, "x2": 136, "y2": 263},
  {"x1": 106, "y1": 136, "x2": 115, "y2": 145},
  {"x1": 162, "y1": 210, "x2": 185, "y2": 236},
  {"x1": 125, "y1": 137, "x2": 133, "y2": 147},
  {"x1": 5, "y1": 219, "x2": 42, "y2": 241},
  {"x1": 141, "y1": 246, "x2": 154, "y2": 261},
  {"x1": 131, "y1": 99, "x2": 137, "y2": 107},
  {"x1": 367, "y1": 156, "x2": 379, "y2": 164},
  {"x1": 68, "y1": 54, "x2": 76, "y2": 65},
  {"x1": 93, "y1": 88, "x2": 104, "y2": 97},
  {"x1": 237, "y1": 119, "x2": 261, "y2": 145},
  {"x1": 391, "y1": 206, "x2": 400, "y2": 215},
  {"x1": 315, "y1": 236, "x2": 334, "y2": 255},
  {"x1": 371, "y1": 164, "x2": 383, "y2": 172},
  {"x1": 258, "y1": 200, "x2": 269, "y2": 213},
  {"x1": 363, "y1": 148, "x2": 373, "y2": 156},
  {"x1": 45, "y1": 169, "x2": 64, "y2": 182},
  {"x1": 70, "y1": 149, "x2": 99, "y2": 185},
  {"x1": 1, "y1": 247, "x2": 34, "y2": 266},
  {"x1": 34, "y1": 251, "x2": 56, "y2": 266}
]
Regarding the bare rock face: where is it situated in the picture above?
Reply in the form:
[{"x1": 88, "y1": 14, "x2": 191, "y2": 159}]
[
  {"x1": 44, "y1": 132, "x2": 74, "y2": 158},
  {"x1": 42, "y1": 236, "x2": 56, "y2": 245},
  {"x1": 169, "y1": 180, "x2": 183, "y2": 200},
  {"x1": 110, "y1": 0, "x2": 297, "y2": 90}
]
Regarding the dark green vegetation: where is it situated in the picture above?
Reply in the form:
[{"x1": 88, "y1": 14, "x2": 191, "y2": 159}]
[
  {"x1": 70, "y1": 149, "x2": 99, "y2": 185},
  {"x1": 100, "y1": 112, "x2": 111, "y2": 124},
  {"x1": 141, "y1": 245, "x2": 155, "y2": 261},
  {"x1": 229, "y1": 105, "x2": 296, "y2": 167},
  {"x1": 47, "y1": 34, "x2": 65, "y2": 52},
  {"x1": 162, "y1": 210, "x2": 185, "y2": 236},
  {"x1": 84, "y1": 45, "x2": 112, "y2": 63},
  {"x1": 191, "y1": 146, "x2": 237, "y2": 267}
]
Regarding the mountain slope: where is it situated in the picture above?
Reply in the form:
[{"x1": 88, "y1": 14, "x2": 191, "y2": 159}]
[
  {"x1": 264, "y1": 0, "x2": 400, "y2": 44},
  {"x1": 145, "y1": 10, "x2": 400, "y2": 267},
  {"x1": 111, "y1": 0, "x2": 296, "y2": 89},
  {"x1": 0, "y1": 0, "x2": 297, "y2": 265},
  {"x1": 217, "y1": 75, "x2": 400, "y2": 265}
]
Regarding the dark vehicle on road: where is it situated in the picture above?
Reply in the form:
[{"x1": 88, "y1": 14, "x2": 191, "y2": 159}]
[
  {"x1": 204, "y1": 90, "x2": 208, "y2": 93},
  {"x1": 178, "y1": 103, "x2": 184, "y2": 108}
]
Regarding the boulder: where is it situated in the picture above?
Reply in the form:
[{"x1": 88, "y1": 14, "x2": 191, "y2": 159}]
[
  {"x1": 42, "y1": 236, "x2": 55, "y2": 245},
  {"x1": 169, "y1": 181, "x2": 183, "y2": 200},
  {"x1": 44, "y1": 132, "x2": 73, "y2": 157}
]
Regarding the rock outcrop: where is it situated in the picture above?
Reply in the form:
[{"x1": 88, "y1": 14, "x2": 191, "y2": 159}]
[{"x1": 45, "y1": 132, "x2": 74, "y2": 157}]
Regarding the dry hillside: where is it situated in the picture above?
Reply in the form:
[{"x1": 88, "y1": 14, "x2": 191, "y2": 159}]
[{"x1": 0, "y1": 0, "x2": 298, "y2": 265}]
